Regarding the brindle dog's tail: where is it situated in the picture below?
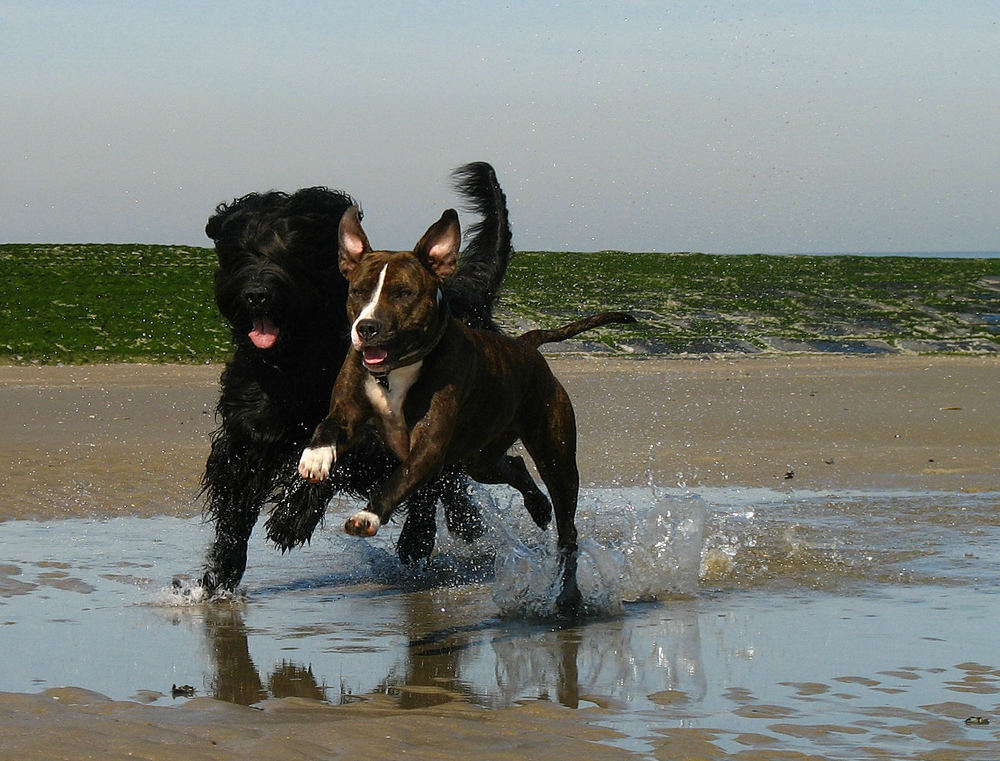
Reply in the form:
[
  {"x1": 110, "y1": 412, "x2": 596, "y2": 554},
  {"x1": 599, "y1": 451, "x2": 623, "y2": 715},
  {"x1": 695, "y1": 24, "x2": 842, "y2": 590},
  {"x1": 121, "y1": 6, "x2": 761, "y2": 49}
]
[
  {"x1": 445, "y1": 162, "x2": 513, "y2": 330},
  {"x1": 518, "y1": 311, "x2": 637, "y2": 350}
]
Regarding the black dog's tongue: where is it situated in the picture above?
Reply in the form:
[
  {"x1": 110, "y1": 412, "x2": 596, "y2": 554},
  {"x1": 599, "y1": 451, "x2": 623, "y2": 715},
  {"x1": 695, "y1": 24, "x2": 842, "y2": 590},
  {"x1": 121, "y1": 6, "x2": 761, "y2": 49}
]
[{"x1": 249, "y1": 318, "x2": 279, "y2": 349}]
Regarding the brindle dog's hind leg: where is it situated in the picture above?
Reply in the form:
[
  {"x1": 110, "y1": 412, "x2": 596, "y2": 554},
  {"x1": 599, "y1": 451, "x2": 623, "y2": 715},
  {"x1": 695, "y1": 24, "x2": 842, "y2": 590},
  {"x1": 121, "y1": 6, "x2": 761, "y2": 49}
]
[
  {"x1": 519, "y1": 388, "x2": 583, "y2": 616},
  {"x1": 464, "y1": 454, "x2": 553, "y2": 530}
]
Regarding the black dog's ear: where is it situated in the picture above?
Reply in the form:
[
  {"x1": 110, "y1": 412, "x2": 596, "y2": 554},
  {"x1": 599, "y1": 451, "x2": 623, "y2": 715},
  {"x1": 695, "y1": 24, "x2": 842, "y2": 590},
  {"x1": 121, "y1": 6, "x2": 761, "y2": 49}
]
[
  {"x1": 205, "y1": 201, "x2": 236, "y2": 243},
  {"x1": 414, "y1": 209, "x2": 460, "y2": 280},
  {"x1": 205, "y1": 216, "x2": 221, "y2": 242},
  {"x1": 205, "y1": 191, "x2": 266, "y2": 244},
  {"x1": 338, "y1": 205, "x2": 371, "y2": 277}
]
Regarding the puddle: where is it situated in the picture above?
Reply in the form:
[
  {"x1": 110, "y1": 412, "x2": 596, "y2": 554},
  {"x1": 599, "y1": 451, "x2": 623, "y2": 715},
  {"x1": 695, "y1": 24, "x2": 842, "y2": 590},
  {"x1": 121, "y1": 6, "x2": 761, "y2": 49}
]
[{"x1": 2, "y1": 486, "x2": 1000, "y2": 758}]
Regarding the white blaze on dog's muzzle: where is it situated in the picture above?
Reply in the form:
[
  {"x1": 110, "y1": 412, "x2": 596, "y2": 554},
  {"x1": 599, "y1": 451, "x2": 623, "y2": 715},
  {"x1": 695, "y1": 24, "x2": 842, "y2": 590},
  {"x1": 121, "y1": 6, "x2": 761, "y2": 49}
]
[{"x1": 351, "y1": 264, "x2": 389, "y2": 352}]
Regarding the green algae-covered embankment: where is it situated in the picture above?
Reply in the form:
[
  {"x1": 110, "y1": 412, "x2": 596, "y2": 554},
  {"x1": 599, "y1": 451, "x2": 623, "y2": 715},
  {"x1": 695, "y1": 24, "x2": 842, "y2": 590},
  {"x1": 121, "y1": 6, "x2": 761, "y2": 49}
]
[{"x1": 1, "y1": 244, "x2": 998, "y2": 363}]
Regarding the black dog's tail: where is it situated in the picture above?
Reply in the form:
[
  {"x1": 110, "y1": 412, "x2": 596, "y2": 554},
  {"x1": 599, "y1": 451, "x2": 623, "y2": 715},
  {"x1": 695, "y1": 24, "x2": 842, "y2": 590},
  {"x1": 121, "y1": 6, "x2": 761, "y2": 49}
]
[
  {"x1": 445, "y1": 162, "x2": 513, "y2": 329},
  {"x1": 518, "y1": 311, "x2": 637, "y2": 350}
]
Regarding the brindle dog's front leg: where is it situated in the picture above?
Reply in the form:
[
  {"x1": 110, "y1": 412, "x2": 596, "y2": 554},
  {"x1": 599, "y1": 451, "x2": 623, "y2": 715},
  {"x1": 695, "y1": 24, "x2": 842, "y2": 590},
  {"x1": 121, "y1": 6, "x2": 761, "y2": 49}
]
[
  {"x1": 344, "y1": 399, "x2": 458, "y2": 538},
  {"x1": 299, "y1": 358, "x2": 371, "y2": 483},
  {"x1": 297, "y1": 417, "x2": 345, "y2": 483},
  {"x1": 343, "y1": 449, "x2": 449, "y2": 538}
]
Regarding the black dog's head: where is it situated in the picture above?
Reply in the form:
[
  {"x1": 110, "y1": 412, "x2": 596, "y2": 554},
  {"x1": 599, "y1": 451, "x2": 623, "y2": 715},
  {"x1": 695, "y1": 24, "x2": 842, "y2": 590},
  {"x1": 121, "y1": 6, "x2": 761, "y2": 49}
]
[{"x1": 206, "y1": 187, "x2": 357, "y2": 357}]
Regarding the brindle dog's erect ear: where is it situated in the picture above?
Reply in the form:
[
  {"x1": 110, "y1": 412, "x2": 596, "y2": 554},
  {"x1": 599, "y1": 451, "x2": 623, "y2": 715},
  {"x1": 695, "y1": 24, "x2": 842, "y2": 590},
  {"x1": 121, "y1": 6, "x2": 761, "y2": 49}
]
[
  {"x1": 338, "y1": 205, "x2": 371, "y2": 277},
  {"x1": 414, "y1": 209, "x2": 460, "y2": 280}
]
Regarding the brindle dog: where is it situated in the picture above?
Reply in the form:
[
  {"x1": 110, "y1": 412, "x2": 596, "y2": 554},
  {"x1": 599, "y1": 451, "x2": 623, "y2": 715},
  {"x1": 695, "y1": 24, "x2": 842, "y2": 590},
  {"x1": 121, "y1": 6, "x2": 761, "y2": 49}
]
[{"x1": 299, "y1": 206, "x2": 635, "y2": 613}]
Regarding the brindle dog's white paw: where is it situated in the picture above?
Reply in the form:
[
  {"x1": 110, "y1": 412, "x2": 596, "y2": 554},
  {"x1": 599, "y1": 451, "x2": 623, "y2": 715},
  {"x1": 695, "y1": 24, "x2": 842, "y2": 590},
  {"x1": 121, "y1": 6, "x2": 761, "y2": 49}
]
[
  {"x1": 345, "y1": 510, "x2": 381, "y2": 537},
  {"x1": 298, "y1": 446, "x2": 334, "y2": 482}
]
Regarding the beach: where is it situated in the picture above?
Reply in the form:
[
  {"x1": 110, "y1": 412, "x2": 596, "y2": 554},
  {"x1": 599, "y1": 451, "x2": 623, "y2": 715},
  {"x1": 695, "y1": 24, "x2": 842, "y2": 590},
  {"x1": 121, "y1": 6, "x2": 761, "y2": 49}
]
[
  {"x1": 1, "y1": 355, "x2": 998, "y2": 759},
  {"x1": 1, "y1": 355, "x2": 996, "y2": 524}
]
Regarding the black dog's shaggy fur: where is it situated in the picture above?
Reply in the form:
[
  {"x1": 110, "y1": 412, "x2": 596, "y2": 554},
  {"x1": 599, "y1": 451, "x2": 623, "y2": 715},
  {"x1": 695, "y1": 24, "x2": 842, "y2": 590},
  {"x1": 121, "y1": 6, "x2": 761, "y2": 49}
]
[{"x1": 200, "y1": 162, "x2": 512, "y2": 592}]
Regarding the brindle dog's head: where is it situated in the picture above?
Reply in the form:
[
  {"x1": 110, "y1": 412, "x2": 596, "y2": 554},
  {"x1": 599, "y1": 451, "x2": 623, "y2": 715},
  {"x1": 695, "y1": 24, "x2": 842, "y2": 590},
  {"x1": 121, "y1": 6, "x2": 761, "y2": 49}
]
[{"x1": 337, "y1": 206, "x2": 459, "y2": 374}]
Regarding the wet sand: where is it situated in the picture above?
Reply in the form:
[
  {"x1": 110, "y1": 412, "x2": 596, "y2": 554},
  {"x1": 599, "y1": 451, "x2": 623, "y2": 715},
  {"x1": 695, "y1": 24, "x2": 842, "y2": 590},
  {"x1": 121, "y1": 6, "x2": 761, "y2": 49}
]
[
  {"x1": 1, "y1": 355, "x2": 998, "y2": 760},
  {"x1": 0, "y1": 687, "x2": 632, "y2": 761},
  {"x1": 2, "y1": 356, "x2": 997, "y2": 524}
]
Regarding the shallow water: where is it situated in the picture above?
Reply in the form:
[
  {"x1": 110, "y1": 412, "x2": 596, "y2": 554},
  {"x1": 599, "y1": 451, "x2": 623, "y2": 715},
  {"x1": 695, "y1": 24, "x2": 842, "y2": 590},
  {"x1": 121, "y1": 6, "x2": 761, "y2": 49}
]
[{"x1": 2, "y1": 486, "x2": 999, "y2": 758}]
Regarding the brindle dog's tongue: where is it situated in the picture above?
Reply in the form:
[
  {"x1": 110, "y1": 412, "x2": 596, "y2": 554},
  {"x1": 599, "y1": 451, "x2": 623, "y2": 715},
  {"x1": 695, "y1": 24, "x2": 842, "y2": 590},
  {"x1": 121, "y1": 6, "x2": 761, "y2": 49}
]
[
  {"x1": 363, "y1": 347, "x2": 388, "y2": 367},
  {"x1": 249, "y1": 318, "x2": 279, "y2": 349}
]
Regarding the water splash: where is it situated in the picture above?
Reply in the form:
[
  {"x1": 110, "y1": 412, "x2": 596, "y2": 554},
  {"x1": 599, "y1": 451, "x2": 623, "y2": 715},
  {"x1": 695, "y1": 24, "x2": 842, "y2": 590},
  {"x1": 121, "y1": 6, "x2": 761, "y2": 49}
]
[
  {"x1": 619, "y1": 493, "x2": 706, "y2": 601},
  {"x1": 154, "y1": 576, "x2": 243, "y2": 607},
  {"x1": 493, "y1": 490, "x2": 707, "y2": 618}
]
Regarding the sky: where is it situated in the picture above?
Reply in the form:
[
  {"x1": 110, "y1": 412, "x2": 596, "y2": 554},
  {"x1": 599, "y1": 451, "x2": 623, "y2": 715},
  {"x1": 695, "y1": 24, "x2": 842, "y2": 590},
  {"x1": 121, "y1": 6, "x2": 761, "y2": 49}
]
[{"x1": 2, "y1": 1, "x2": 998, "y2": 254}]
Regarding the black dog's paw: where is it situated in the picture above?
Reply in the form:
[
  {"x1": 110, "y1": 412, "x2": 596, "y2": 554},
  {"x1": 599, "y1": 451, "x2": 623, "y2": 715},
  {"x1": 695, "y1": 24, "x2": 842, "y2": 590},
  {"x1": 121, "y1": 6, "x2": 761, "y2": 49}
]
[
  {"x1": 172, "y1": 574, "x2": 203, "y2": 593},
  {"x1": 397, "y1": 508, "x2": 437, "y2": 565},
  {"x1": 168, "y1": 574, "x2": 215, "y2": 603},
  {"x1": 266, "y1": 481, "x2": 332, "y2": 550},
  {"x1": 266, "y1": 504, "x2": 327, "y2": 551},
  {"x1": 443, "y1": 491, "x2": 487, "y2": 543}
]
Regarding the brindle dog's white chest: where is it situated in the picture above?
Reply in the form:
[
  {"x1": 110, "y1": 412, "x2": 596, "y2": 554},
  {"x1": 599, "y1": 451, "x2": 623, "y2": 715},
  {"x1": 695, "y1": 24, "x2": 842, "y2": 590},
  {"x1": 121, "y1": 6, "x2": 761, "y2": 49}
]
[{"x1": 364, "y1": 361, "x2": 422, "y2": 460}]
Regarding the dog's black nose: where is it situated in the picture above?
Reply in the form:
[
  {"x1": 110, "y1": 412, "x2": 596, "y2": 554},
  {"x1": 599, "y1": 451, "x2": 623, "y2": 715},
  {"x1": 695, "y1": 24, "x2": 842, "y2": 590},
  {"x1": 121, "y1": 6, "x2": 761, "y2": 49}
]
[
  {"x1": 242, "y1": 286, "x2": 271, "y2": 310},
  {"x1": 355, "y1": 318, "x2": 382, "y2": 341}
]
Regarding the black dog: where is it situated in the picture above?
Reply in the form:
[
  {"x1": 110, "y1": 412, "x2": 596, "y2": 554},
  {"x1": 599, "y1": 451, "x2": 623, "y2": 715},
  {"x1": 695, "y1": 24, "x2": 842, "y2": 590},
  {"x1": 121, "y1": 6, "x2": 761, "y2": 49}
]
[{"x1": 199, "y1": 163, "x2": 512, "y2": 593}]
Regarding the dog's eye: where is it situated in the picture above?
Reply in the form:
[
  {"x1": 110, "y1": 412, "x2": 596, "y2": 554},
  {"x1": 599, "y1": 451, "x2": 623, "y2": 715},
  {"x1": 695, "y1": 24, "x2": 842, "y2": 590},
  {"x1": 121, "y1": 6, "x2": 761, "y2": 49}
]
[{"x1": 393, "y1": 288, "x2": 414, "y2": 300}]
